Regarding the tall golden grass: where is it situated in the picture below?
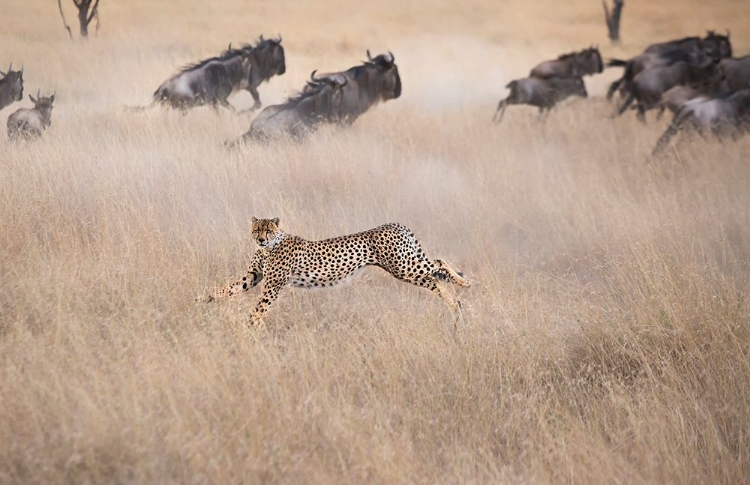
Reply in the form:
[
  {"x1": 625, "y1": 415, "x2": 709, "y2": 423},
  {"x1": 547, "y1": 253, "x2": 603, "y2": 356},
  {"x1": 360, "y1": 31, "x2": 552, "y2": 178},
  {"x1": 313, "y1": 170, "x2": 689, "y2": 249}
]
[{"x1": 1, "y1": 0, "x2": 750, "y2": 482}]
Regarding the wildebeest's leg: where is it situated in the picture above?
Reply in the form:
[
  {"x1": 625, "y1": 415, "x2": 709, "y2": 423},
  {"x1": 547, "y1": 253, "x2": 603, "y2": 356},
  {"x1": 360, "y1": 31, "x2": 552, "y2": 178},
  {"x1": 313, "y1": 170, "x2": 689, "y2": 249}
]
[
  {"x1": 655, "y1": 103, "x2": 667, "y2": 121},
  {"x1": 247, "y1": 85, "x2": 262, "y2": 111},
  {"x1": 615, "y1": 92, "x2": 636, "y2": 117},
  {"x1": 492, "y1": 98, "x2": 510, "y2": 123},
  {"x1": 652, "y1": 111, "x2": 691, "y2": 155},
  {"x1": 217, "y1": 98, "x2": 236, "y2": 112},
  {"x1": 606, "y1": 76, "x2": 624, "y2": 100},
  {"x1": 636, "y1": 103, "x2": 647, "y2": 123}
]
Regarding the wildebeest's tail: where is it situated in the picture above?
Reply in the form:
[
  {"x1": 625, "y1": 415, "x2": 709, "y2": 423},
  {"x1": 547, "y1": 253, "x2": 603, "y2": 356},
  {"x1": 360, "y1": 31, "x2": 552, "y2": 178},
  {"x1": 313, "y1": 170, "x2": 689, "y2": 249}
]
[
  {"x1": 122, "y1": 86, "x2": 167, "y2": 112},
  {"x1": 606, "y1": 60, "x2": 634, "y2": 100},
  {"x1": 606, "y1": 58, "x2": 628, "y2": 68}
]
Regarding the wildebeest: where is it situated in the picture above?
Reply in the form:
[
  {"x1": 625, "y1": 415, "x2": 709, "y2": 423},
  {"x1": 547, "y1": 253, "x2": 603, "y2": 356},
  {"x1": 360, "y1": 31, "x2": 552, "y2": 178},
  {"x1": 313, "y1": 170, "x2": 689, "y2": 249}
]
[
  {"x1": 303, "y1": 51, "x2": 401, "y2": 125},
  {"x1": 240, "y1": 36, "x2": 286, "y2": 111},
  {"x1": 615, "y1": 53, "x2": 721, "y2": 121},
  {"x1": 643, "y1": 31, "x2": 731, "y2": 59},
  {"x1": 606, "y1": 31, "x2": 732, "y2": 100},
  {"x1": 230, "y1": 71, "x2": 348, "y2": 144},
  {"x1": 652, "y1": 89, "x2": 750, "y2": 155},
  {"x1": 717, "y1": 55, "x2": 750, "y2": 92},
  {"x1": 529, "y1": 47, "x2": 603, "y2": 79},
  {"x1": 151, "y1": 37, "x2": 285, "y2": 111},
  {"x1": 492, "y1": 76, "x2": 588, "y2": 123},
  {"x1": 0, "y1": 63, "x2": 24, "y2": 111},
  {"x1": 7, "y1": 90, "x2": 55, "y2": 140},
  {"x1": 655, "y1": 85, "x2": 707, "y2": 120}
]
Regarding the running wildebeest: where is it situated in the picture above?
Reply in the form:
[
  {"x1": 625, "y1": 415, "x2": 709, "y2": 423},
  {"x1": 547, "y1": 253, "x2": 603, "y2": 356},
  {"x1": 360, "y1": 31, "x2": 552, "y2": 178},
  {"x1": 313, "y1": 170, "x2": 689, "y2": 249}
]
[
  {"x1": 655, "y1": 85, "x2": 708, "y2": 120},
  {"x1": 717, "y1": 55, "x2": 750, "y2": 92},
  {"x1": 240, "y1": 36, "x2": 286, "y2": 111},
  {"x1": 7, "y1": 90, "x2": 55, "y2": 140},
  {"x1": 230, "y1": 71, "x2": 348, "y2": 144},
  {"x1": 303, "y1": 50, "x2": 402, "y2": 125},
  {"x1": 0, "y1": 63, "x2": 24, "y2": 111},
  {"x1": 652, "y1": 89, "x2": 750, "y2": 155},
  {"x1": 492, "y1": 76, "x2": 588, "y2": 123},
  {"x1": 606, "y1": 30, "x2": 732, "y2": 100},
  {"x1": 615, "y1": 53, "x2": 721, "y2": 121},
  {"x1": 529, "y1": 47, "x2": 604, "y2": 79},
  {"x1": 151, "y1": 37, "x2": 285, "y2": 111}
]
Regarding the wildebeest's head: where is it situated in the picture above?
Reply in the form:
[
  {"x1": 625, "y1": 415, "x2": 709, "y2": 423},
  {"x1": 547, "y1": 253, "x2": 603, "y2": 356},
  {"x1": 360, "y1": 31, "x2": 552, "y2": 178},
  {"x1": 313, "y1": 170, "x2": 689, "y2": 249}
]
[
  {"x1": 584, "y1": 46, "x2": 604, "y2": 74},
  {"x1": 0, "y1": 63, "x2": 24, "y2": 102},
  {"x1": 30, "y1": 89, "x2": 55, "y2": 126},
  {"x1": 365, "y1": 50, "x2": 401, "y2": 101},
  {"x1": 251, "y1": 35, "x2": 286, "y2": 77},
  {"x1": 302, "y1": 70, "x2": 349, "y2": 121},
  {"x1": 702, "y1": 30, "x2": 732, "y2": 61}
]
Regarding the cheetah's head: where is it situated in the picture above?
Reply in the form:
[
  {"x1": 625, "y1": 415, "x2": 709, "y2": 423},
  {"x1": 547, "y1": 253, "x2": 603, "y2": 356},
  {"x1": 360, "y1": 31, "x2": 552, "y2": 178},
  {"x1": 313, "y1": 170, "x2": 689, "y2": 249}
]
[{"x1": 251, "y1": 217, "x2": 282, "y2": 248}]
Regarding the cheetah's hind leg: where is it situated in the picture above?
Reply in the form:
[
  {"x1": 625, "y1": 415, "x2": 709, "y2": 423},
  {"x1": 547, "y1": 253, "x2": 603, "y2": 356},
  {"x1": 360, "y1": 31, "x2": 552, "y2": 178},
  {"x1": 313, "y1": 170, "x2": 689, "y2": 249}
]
[{"x1": 432, "y1": 259, "x2": 471, "y2": 288}]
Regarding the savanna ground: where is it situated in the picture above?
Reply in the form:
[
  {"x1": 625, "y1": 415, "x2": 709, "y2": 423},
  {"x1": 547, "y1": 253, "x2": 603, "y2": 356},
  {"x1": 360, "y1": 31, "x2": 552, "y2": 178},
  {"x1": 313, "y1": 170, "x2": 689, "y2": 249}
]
[{"x1": 2, "y1": 0, "x2": 750, "y2": 483}]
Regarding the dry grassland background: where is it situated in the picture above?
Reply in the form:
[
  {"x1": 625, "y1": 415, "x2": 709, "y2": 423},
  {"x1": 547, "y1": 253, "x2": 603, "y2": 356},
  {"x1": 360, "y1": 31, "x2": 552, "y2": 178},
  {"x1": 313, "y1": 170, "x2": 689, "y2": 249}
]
[{"x1": 2, "y1": 0, "x2": 750, "y2": 483}]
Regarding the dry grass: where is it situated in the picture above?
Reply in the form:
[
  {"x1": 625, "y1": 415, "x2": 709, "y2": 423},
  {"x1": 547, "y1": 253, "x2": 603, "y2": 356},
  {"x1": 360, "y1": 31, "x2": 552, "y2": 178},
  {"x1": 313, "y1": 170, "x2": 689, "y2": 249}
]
[{"x1": 2, "y1": 0, "x2": 750, "y2": 483}]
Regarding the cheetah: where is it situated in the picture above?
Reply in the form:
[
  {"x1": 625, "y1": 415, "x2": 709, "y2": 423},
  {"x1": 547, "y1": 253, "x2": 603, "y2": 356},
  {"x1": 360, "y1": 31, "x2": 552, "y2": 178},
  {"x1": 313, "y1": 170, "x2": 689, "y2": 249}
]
[{"x1": 206, "y1": 217, "x2": 470, "y2": 326}]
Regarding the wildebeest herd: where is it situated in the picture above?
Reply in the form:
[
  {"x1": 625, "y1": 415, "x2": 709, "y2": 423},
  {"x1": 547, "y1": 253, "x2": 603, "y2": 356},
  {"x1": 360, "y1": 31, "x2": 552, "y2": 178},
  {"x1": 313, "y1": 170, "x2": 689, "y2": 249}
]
[{"x1": 2, "y1": 30, "x2": 749, "y2": 155}]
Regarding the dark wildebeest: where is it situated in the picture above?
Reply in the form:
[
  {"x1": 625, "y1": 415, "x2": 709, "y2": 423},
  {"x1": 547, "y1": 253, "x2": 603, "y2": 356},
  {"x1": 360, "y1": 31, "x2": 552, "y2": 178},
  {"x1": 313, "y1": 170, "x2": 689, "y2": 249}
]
[
  {"x1": 240, "y1": 36, "x2": 286, "y2": 111},
  {"x1": 7, "y1": 90, "x2": 55, "y2": 140},
  {"x1": 529, "y1": 47, "x2": 604, "y2": 79},
  {"x1": 717, "y1": 55, "x2": 750, "y2": 92},
  {"x1": 303, "y1": 51, "x2": 402, "y2": 125},
  {"x1": 652, "y1": 89, "x2": 750, "y2": 155},
  {"x1": 151, "y1": 37, "x2": 284, "y2": 111},
  {"x1": 0, "y1": 63, "x2": 24, "y2": 111},
  {"x1": 230, "y1": 71, "x2": 348, "y2": 144},
  {"x1": 655, "y1": 85, "x2": 707, "y2": 120},
  {"x1": 615, "y1": 52, "x2": 721, "y2": 121},
  {"x1": 606, "y1": 31, "x2": 732, "y2": 100},
  {"x1": 492, "y1": 76, "x2": 588, "y2": 123}
]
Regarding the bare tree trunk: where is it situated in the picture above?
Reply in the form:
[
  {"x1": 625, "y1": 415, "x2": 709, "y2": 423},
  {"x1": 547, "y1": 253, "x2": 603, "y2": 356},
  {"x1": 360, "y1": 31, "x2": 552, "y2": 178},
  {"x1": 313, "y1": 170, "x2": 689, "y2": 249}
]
[
  {"x1": 603, "y1": 0, "x2": 624, "y2": 43},
  {"x1": 78, "y1": 0, "x2": 90, "y2": 37},
  {"x1": 59, "y1": 0, "x2": 101, "y2": 39}
]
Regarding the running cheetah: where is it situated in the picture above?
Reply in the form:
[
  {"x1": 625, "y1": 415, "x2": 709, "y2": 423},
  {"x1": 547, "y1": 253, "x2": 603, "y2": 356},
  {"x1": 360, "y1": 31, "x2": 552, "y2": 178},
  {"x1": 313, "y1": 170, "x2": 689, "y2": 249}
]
[{"x1": 206, "y1": 217, "x2": 470, "y2": 326}]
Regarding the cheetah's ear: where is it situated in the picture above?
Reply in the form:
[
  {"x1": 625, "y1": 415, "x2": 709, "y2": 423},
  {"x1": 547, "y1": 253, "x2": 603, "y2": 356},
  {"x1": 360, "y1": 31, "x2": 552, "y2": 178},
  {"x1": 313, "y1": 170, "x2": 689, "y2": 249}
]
[
  {"x1": 251, "y1": 217, "x2": 258, "y2": 223},
  {"x1": 272, "y1": 217, "x2": 280, "y2": 226}
]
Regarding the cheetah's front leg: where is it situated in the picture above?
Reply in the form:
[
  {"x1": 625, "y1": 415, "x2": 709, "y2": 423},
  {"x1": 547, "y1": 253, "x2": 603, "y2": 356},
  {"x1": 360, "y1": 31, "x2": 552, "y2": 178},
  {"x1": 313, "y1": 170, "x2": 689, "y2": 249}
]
[{"x1": 251, "y1": 277, "x2": 287, "y2": 327}]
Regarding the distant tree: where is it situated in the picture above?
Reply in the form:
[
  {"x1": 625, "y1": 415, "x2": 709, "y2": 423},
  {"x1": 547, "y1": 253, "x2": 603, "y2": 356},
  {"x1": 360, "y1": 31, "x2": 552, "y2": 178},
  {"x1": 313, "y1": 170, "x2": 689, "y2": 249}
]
[
  {"x1": 57, "y1": 0, "x2": 101, "y2": 39},
  {"x1": 602, "y1": 0, "x2": 624, "y2": 43}
]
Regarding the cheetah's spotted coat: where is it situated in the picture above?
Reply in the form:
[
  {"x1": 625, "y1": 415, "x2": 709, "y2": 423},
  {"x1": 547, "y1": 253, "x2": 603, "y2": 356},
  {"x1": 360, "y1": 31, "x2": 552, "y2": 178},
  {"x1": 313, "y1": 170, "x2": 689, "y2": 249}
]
[{"x1": 208, "y1": 218, "x2": 470, "y2": 325}]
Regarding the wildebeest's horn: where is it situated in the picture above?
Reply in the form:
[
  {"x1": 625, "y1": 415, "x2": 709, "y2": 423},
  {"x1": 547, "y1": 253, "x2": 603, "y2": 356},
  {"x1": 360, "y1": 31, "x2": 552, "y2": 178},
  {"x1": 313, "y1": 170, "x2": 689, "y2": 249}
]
[
  {"x1": 387, "y1": 51, "x2": 394, "y2": 63},
  {"x1": 331, "y1": 74, "x2": 347, "y2": 87},
  {"x1": 7, "y1": 62, "x2": 11, "y2": 73},
  {"x1": 20, "y1": 64, "x2": 23, "y2": 74},
  {"x1": 727, "y1": 29, "x2": 731, "y2": 38},
  {"x1": 260, "y1": 34, "x2": 265, "y2": 42},
  {"x1": 366, "y1": 49, "x2": 373, "y2": 61},
  {"x1": 277, "y1": 34, "x2": 282, "y2": 43},
  {"x1": 310, "y1": 70, "x2": 319, "y2": 82},
  {"x1": 36, "y1": 88, "x2": 40, "y2": 99},
  {"x1": 228, "y1": 42, "x2": 232, "y2": 51}
]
